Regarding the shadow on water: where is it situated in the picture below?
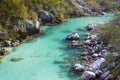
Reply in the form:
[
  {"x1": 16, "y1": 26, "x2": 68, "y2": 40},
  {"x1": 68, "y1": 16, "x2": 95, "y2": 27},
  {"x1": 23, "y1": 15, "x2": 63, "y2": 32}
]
[{"x1": 53, "y1": 44, "x2": 86, "y2": 80}]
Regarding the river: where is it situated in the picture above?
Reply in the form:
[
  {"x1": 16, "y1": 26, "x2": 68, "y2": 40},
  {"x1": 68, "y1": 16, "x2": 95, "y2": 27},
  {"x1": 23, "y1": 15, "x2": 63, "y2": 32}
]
[{"x1": 0, "y1": 14, "x2": 114, "y2": 80}]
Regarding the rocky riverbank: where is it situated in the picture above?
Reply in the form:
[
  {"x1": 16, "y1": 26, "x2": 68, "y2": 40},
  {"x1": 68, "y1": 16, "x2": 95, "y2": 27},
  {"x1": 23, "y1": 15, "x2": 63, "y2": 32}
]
[
  {"x1": 64, "y1": 23, "x2": 120, "y2": 80},
  {"x1": 0, "y1": 20, "x2": 44, "y2": 61},
  {"x1": 1, "y1": 0, "x2": 119, "y2": 59}
]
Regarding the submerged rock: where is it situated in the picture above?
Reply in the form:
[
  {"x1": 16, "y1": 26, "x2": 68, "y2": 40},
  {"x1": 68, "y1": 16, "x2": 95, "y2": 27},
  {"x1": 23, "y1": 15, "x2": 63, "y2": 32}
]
[
  {"x1": 65, "y1": 32, "x2": 79, "y2": 40},
  {"x1": 11, "y1": 57, "x2": 23, "y2": 62},
  {"x1": 68, "y1": 40, "x2": 81, "y2": 48},
  {"x1": 81, "y1": 52, "x2": 89, "y2": 56},
  {"x1": 71, "y1": 40, "x2": 79, "y2": 46},
  {"x1": 81, "y1": 71, "x2": 96, "y2": 80}
]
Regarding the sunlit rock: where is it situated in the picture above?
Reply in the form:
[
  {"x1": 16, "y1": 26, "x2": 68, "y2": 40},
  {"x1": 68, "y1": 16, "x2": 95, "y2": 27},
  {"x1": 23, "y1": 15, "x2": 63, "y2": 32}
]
[
  {"x1": 89, "y1": 58, "x2": 105, "y2": 71},
  {"x1": 65, "y1": 32, "x2": 79, "y2": 40},
  {"x1": 81, "y1": 71, "x2": 96, "y2": 80},
  {"x1": 86, "y1": 24, "x2": 94, "y2": 31}
]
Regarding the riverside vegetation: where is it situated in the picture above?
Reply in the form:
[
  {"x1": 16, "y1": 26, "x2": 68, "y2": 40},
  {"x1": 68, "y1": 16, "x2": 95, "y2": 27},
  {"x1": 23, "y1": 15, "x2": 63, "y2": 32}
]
[
  {"x1": 65, "y1": 14, "x2": 120, "y2": 80},
  {"x1": 96, "y1": 13, "x2": 120, "y2": 79},
  {"x1": 0, "y1": 0, "x2": 120, "y2": 41}
]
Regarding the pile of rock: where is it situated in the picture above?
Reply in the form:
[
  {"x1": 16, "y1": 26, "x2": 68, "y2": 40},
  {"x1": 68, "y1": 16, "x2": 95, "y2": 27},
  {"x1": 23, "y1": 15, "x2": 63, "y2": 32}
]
[
  {"x1": 76, "y1": 32, "x2": 118, "y2": 79},
  {"x1": 65, "y1": 32, "x2": 83, "y2": 48},
  {"x1": 64, "y1": 24, "x2": 119, "y2": 80},
  {"x1": 3, "y1": 39, "x2": 20, "y2": 47}
]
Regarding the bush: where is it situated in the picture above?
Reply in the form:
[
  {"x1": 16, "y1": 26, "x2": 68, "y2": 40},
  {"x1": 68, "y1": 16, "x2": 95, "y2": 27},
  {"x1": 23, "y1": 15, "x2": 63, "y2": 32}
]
[{"x1": 96, "y1": 13, "x2": 120, "y2": 78}]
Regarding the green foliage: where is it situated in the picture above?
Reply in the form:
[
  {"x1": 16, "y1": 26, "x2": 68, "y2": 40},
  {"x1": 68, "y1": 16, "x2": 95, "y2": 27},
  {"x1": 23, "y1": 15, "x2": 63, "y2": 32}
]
[
  {"x1": 97, "y1": 13, "x2": 120, "y2": 52},
  {"x1": 0, "y1": 0, "x2": 119, "y2": 40},
  {"x1": 96, "y1": 0, "x2": 120, "y2": 11},
  {"x1": 97, "y1": 13, "x2": 120, "y2": 78},
  {"x1": 84, "y1": 0, "x2": 120, "y2": 12},
  {"x1": 29, "y1": 11, "x2": 38, "y2": 20}
]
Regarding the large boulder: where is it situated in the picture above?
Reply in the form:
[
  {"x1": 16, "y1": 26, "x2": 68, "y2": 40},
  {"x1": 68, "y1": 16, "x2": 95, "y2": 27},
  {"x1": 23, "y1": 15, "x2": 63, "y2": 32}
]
[
  {"x1": 23, "y1": 20, "x2": 40, "y2": 29},
  {"x1": 81, "y1": 71, "x2": 96, "y2": 80},
  {"x1": 89, "y1": 58, "x2": 105, "y2": 71},
  {"x1": 4, "y1": 40, "x2": 12, "y2": 47},
  {"x1": 65, "y1": 32, "x2": 79, "y2": 40},
  {"x1": 21, "y1": 20, "x2": 40, "y2": 35},
  {"x1": 101, "y1": 12, "x2": 107, "y2": 15},
  {"x1": 86, "y1": 24, "x2": 94, "y2": 31},
  {"x1": 38, "y1": 11, "x2": 54, "y2": 22}
]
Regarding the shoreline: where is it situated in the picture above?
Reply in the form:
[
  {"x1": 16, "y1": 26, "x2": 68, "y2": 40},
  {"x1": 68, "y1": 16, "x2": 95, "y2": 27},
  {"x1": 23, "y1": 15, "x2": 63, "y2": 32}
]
[{"x1": 66, "y1": 22, "x2": 119, "y2": 80}]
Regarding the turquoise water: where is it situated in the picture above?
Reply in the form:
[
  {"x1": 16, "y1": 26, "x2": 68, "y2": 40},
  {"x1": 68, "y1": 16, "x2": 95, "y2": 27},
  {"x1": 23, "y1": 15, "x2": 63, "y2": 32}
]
[{"x1": 0, "y1": 14, "x2": 114, "y2": 80}]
